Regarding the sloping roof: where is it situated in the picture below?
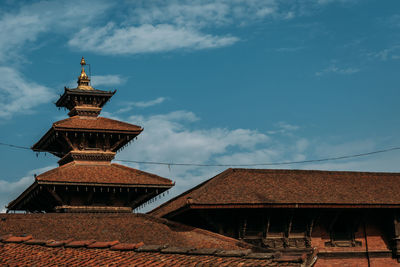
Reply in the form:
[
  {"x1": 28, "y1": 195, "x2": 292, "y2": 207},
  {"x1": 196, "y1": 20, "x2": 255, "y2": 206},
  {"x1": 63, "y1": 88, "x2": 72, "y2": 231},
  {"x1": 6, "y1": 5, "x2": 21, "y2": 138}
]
[
  {"x1": 65, "y1": 87, "x2": 115, "y2": 94},
  {"x1": 53, "y1": 116, "x2": 142, "y2": 132},
  {"x1": 56, "y1": 87, "x2": 115, "y2": 108},
  {"x1": 0, "y1": 214, "x2": 250, "y2": 250},
  {"x1": 36, "y1": 161, "x2": 173, "y2": 186},
  {"x1": 0, "y1": 240, "x2": 306, "y2": 266},
  {"x1": 150, "y1": 168, "x2": 400, "y2": 217}
]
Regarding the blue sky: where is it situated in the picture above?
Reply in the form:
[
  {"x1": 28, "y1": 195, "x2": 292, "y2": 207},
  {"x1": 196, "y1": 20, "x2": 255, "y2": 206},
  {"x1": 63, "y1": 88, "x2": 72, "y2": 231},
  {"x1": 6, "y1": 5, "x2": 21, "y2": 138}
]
[{"x1": 1, "y1": 0, "x2": 400, "y2": 212}]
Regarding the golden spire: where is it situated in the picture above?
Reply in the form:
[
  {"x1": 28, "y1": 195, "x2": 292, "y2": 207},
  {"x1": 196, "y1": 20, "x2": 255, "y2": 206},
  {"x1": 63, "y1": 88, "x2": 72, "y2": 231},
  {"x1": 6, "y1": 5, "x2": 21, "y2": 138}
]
[{"x1": 77, "y1": 56, "x2": 93, "y2": 90}]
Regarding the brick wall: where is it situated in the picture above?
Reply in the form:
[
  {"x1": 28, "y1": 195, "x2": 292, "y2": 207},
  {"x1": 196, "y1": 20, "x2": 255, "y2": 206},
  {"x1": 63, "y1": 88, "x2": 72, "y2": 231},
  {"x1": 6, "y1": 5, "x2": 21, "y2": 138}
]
[{"x1": 312, "y1": 221, "x2": 399, "y2": 266}]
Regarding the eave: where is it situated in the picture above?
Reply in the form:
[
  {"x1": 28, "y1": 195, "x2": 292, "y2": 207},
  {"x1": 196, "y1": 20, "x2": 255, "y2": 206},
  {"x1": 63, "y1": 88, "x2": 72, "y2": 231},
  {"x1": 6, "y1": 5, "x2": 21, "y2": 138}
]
[
  {"x1": 32, "y1": 126, "x2": 142, "y2": 153},
  {"x1": 36, "y1": 180, "x2": 174, "y2": 188},
  {"x1": 56, "y1": 87, "x2": 116, "y2": 108},
  {"x1": 7, "y1": 181, "x2": 38, "y2": 211},
  {"x1": 160, "y1": 202, "x2": 400, "y2": 219}
]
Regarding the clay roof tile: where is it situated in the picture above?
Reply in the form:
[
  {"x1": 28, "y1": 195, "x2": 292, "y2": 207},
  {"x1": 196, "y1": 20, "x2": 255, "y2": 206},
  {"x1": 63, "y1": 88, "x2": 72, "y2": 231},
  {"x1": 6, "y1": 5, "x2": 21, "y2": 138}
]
[
  {"x1": 36, "y1": 161, "x2": 173, "y2": 186},
  {"x1": 53, "y1": 116, "x2": 142, "y2": 132},
  {"x1": 150, "y1": 168, "x2": 400, "y2": 218}
]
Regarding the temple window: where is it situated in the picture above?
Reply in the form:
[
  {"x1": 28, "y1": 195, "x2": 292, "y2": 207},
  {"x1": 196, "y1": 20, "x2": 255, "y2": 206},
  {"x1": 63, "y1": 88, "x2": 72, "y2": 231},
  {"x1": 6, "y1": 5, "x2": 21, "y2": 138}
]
[{"x1": 326, "y1": 212, "x2": 361, "y2": 247}]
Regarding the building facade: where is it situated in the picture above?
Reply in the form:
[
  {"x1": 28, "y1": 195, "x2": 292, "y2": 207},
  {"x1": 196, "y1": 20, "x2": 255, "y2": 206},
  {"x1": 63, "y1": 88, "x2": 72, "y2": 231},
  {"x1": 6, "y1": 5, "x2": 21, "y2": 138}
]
[{"x1": 150, "y1": 168, "x2": 400, "y2": 266}]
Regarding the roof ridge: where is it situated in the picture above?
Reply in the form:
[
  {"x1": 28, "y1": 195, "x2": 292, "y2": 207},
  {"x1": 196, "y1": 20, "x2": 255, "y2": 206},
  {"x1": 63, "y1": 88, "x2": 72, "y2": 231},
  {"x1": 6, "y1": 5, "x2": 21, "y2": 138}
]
[
  {"x1": 230, "y1": 168, "x2": 400, "y2": 176},
  {"x1": 0, "y1": 234, "x2": 310, "y2": 262},
  {"x1": 137, "y1": 213, "x2": 252, "y2": 248},
  {"x1": 111, "y1": 163, "x2": 172, "y2": 183},
  {"x1": 97, "y1": 116, "x2": 141, "y2": 127}
]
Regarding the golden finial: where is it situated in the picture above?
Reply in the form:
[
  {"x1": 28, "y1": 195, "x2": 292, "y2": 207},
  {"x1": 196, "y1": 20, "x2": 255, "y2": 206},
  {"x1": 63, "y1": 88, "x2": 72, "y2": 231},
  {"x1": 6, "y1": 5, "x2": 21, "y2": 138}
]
[{"x1": 77, "y1": 57, "x2": 93, "y2": 90}]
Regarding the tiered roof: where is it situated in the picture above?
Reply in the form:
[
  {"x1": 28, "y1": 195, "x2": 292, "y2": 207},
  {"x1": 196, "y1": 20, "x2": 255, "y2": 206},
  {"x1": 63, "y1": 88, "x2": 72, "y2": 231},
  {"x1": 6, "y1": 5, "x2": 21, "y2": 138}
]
[{"x1": 7, "y1": 57, "x2": 173, "y2": 213}]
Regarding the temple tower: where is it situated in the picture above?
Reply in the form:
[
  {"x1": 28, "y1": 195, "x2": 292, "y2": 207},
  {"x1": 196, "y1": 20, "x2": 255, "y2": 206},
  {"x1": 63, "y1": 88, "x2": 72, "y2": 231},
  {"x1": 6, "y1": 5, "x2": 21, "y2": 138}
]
[{"x1": 7, "y1": 58, "x2": 174, "y2": 213}]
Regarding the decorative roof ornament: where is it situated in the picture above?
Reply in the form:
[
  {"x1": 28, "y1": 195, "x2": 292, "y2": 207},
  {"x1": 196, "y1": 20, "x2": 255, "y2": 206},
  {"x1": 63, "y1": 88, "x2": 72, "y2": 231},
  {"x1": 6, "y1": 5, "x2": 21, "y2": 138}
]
[{"x1": 77, "y1": 56, "x2": 93, "y2": 90}]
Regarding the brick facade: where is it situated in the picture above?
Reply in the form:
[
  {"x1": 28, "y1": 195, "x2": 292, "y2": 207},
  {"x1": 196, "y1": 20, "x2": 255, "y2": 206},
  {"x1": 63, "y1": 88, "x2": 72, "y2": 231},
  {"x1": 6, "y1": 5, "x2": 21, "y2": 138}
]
[{"x1": 313, "y1": 221, "x2": 398, "y2": 266}]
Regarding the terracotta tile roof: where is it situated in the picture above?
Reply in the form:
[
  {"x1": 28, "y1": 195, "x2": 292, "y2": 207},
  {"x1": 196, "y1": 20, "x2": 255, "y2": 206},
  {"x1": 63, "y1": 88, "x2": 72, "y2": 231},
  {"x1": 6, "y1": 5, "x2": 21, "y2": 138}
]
[
  {"x1": 53, "y1": 116, "x2": 142, "y2": 132},
  {"x1": 0, "y1": 234, "x2": 308, "y2": 266},
  {"x1": 150, "y1": 168, "x2": 400, "y2": 217},
  {"x1": 0, "y1": 214, "x2": 250, "y2": 250},
  {"x1": 35, "y1": 161, "x2": 173, "y2": 186}
]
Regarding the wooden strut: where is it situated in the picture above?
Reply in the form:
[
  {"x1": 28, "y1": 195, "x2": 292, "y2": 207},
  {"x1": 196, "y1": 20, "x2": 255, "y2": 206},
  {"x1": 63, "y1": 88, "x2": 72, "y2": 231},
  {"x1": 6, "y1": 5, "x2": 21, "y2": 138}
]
[
  {"x1": 62, "y1": 132, "x2": 77, "y2": 150},
  {"x1": 46, "y1": 187, "x2": 63, "y2": 205},
  {"x1": 110, "y1": 137, "x2": 127, "y2": 151},
  {"x1": 129, "y1": 190, "x2": 154, "y2": 208},
  {"x1": 287, "y1": 214, "x2": 293, "y2": 237},
  {"x1": 308, "y1": 216, "x2": 316, "y2": 237},
  {"x1": 265, "y1": 216, "x2": 271, "y2": 238}
]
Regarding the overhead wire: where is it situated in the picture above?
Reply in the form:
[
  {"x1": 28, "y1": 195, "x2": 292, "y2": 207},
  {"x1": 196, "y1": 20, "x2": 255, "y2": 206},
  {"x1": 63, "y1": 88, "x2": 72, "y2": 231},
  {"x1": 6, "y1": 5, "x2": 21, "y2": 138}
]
[{"x1": 0, "y1": 141, "x2": 399, "y2": 167}]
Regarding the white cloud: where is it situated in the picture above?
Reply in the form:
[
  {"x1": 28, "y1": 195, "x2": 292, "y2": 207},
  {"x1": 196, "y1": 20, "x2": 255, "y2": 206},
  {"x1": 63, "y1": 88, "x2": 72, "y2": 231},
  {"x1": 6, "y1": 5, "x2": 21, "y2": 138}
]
[
  {"x1": 68, "y1": 0, "x2": 354, "y2": 56},
  {"x1": 121, "y1": 111, "x2": 270, "y2": 164},
  {"x1": 0, "y1": 1, "x2": 110, "y2": 119},
  {"x1": 127, "y1": 0, "x2": 352, "y2": 29},
  {"x1": 315, "y1": 64, "x2": 360, "y2": 76},
  {"x1": 0, "y1": 67, "x2": 56, "y2": 119},
  {"x1": 0, "y1": 0, "x2": 110, "y2": 63},
  {"x1": 128, "y1": 0, "x2": 279, "y2": 27},
  {"x1": 69, "y1": 23, "x2": 239, "y2": 55},
  {"x1": 116, "y1": 97, "x2": 167, "y2": 113},
  {"x1": 118, "y1": 109, "x2": 270, "y2": 170},
  {"x1": 132, "y1": 97, "x2": 167, "y2": 108},
  {"x1": 91, "y1": 75, "x2": 126, "y2": 87},
  {"x1": 0, "y1": 0, "x2": 359, "y2": 59}
]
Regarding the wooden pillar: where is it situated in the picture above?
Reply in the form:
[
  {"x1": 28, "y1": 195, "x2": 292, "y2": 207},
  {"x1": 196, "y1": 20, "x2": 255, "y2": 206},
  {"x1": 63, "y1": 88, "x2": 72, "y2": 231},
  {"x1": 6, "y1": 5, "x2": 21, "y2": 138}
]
[{"x1": 393, "y1": 211, "x2": 400, "y2": 262}]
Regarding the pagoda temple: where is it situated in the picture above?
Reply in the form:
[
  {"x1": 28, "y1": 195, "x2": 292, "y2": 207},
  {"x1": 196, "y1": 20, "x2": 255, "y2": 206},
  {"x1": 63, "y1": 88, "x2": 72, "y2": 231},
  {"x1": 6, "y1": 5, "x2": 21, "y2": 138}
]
[{"x1": 7, "y1": 57, "x2": 174, "y2": 213}]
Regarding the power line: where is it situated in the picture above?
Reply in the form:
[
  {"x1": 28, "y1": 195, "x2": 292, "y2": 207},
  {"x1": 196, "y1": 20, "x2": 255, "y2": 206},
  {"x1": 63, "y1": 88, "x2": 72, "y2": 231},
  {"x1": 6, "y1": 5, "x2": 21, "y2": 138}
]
[
  {"x1": 0, "y1": 142, "x2": 31, "y2": 151},
  {"x1": 0, "y1": 141, "x2": 399, "y2": 167},
  {"x1": 116, "y1": 147, "x2": 400, "y2": 167}
]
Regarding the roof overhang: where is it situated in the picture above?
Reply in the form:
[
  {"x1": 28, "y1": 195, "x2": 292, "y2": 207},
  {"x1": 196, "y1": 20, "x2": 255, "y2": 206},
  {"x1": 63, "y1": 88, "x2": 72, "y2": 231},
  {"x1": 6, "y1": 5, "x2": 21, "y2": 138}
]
[
  {"x1": 56, "y1": 87, "x2": 116, "y2": 108},
  {"x1": 160, "y1": 203, "x2": 400, "y2": 219}
]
